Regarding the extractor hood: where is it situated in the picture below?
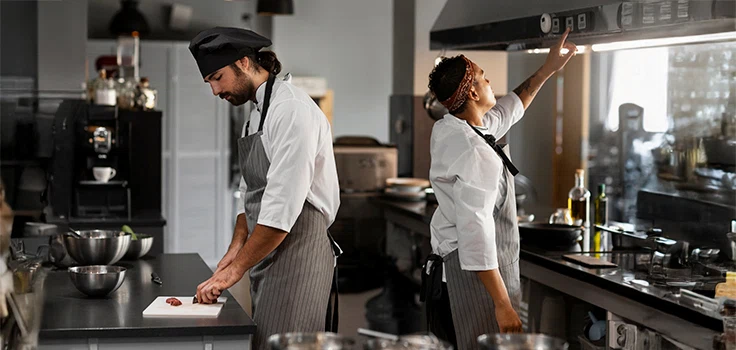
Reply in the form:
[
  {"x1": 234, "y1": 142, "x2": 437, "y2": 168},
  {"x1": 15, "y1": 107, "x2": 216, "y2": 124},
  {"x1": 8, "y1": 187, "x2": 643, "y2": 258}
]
[{"x1": 430, "y1": 0, "x2": 736, "y2": 51}]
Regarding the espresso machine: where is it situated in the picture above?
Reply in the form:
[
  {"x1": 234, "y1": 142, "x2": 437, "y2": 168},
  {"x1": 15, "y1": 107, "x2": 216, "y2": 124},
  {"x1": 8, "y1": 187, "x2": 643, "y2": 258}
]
[{"x1": 47, "y1": 100, "x2": 161, "y2": 220}]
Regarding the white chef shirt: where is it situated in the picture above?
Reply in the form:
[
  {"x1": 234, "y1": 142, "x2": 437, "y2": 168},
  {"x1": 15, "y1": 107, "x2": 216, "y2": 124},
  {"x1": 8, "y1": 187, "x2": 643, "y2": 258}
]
[
  {"x1": 236, "y1": 79, "x2": 340, "y2": 233},
  {"x1": 429, "y1": 93, "x2": 524, "y2": 278}
]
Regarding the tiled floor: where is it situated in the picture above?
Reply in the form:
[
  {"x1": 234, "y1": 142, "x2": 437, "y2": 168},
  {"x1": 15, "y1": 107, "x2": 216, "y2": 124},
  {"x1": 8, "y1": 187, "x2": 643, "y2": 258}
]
[{"x1": 229, "y1": 276, "x2": 382, "y2": 337}]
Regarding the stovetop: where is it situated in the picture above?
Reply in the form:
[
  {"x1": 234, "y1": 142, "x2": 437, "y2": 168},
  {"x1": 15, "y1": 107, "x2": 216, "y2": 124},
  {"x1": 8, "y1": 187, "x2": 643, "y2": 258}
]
[{"x1": 573, "y1": 250, "x2": 729, "y2": 300}]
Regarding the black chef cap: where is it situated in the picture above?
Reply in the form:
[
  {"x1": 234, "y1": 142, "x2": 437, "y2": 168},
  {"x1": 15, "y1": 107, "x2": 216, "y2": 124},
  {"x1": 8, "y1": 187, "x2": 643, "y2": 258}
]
[{"x1": 189, "y1": 27, "x2": 273, "y2": 79}]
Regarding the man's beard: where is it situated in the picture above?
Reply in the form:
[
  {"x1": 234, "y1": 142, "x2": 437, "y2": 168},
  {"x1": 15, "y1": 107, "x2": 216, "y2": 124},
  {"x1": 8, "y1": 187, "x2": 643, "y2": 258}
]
[{"x1": 221, "y1": 70, "x2": 255, "y2": 106}]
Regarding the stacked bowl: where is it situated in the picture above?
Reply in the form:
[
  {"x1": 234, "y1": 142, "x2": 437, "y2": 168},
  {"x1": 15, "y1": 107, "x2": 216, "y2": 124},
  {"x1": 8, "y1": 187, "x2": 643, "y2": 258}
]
[{"x1": 63, "y1": 230, "x2": 130, "y2": 297}]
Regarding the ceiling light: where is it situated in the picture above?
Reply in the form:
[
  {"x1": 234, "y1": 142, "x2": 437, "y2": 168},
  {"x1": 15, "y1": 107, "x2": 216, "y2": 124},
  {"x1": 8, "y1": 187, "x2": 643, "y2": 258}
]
[
  {"x1": 525, "y1": 46, "x2": 587, "y2": 54},
  {"x1": 591, "y1": 31, "x2": 736, "y2": 52}
]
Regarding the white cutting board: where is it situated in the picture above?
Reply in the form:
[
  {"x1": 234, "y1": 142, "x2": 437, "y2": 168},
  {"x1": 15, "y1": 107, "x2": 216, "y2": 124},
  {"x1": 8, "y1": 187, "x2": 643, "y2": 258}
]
[{"x1": 142, "y1": 296, "x2": 227, "y2": 318}]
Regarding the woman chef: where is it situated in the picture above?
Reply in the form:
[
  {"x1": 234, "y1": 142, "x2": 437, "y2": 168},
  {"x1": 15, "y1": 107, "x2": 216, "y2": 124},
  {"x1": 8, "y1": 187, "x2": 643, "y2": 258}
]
[
  {"x1": 189, "y1": 27, "x2": 341, "y2": 350},
  {"x1": 421, "y1": 29, "x2": 577, "y2": 349}
]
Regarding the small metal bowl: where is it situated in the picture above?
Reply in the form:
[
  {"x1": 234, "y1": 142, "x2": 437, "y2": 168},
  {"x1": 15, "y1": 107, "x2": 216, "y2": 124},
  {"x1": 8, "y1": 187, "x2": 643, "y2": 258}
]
[
  {"x1": 68, "y1": 265, "x2": 127, "y2": 297},
  {"x1": 123, "y1": 234, "x2": 154, "y2": 260}
]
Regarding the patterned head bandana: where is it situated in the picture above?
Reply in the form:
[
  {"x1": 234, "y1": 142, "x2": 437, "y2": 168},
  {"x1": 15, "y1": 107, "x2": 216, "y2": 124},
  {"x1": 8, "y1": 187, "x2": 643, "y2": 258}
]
[{"x1": 440, "y1": 55, "x2": 474, "y2": 112}]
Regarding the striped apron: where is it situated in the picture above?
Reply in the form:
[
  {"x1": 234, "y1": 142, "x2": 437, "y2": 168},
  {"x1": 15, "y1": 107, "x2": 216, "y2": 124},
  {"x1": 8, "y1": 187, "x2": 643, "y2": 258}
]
[
  {"x1": 238, "y1": 75, "x2": 337, "y2": 350},
  {"x1": 423, "y1": 138, "x2": 521, "y2": 350}
]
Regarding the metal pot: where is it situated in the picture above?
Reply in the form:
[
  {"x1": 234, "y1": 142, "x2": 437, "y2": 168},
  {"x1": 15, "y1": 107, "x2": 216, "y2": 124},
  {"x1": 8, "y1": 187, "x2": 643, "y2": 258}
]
[
  {"x1": 518, "y1": 223, "x2": 584, "y2": 247},
  {"x1": 702, "y1": 137, "x2": 736, "y2": 167},
  {"x1": 365, "y1": 335, "x2": 453, "y2": 350},
  {"x1": 268, "y1": 332, "x2": 355, "y2": 350},
  {"x1": 477, "y1": 334, "x2": 568, "y2": 350},
  {"x1": 423, "y1": 91, "x2": 448, "y2": 121},
  {"x1": 48, "y1": 234, "x2": 76, "y2": 268}
]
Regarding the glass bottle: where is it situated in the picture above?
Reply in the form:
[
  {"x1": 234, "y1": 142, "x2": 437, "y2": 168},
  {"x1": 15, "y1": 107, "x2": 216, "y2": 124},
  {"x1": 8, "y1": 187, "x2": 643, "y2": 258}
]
[
  {"x1": 94, "y1": 70, "x2": 118, "y2": 106},
  {"x1": 593, "y1": 184, "x2": 608, "y2": 252},
  {"x1": 568, "y1": 169, "x2": 591, "y2": 251}
]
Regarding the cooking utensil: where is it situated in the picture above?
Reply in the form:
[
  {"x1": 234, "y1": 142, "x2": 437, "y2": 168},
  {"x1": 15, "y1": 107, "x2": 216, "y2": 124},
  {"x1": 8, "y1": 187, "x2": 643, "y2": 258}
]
[
  {"x1": 67, "y1": 227, "x2": 82, "y2": 238},
  {"x1": 359, "y1": 329, "x2": 452, "y2": 350},
  {"x1": 478, "y1": 334, "x2": 569, "y2": 350},
  {"x1": 423, "y1": 91, "x2": 448, "y2": 121},
  {"x1": 518, "y1": 223, "x2": 584, "y2": 247},
  {"x1": 151, "y1": 272, "x2": 162, "y2": 285},
  {"x1": 48, "y1": 233, "x2": 76, "y2": 268},
  {"x1": 63, "y1": 230, "x2": 131, "y2": 265},
  {"x1": 562, "y1": 254, "x2": 617, "y2": 268},
  {"x1": 548, "y1": 209, "x2": 574, "y2": 225},
  {"x1": 386, "y1": 178, "x2": 430, "y2": 193},
  {"x1": 595, "y1": 224, "x2": 668, "y2": 250},
  {"x1": 68, "y1": 265, "x2": 127, "y2": 297},
  {"x1": 584, "y1": 312, "x2": 606, "y2": 342},
  {"x1": 357, "y1": 328, "x2": 399, "y2": 341},
  {"x1": 267, "y1": 332, "x2": 356, "y2": 350},
  {"x1": 124, "y1": 233, "x2": 154, "y2": 260}
]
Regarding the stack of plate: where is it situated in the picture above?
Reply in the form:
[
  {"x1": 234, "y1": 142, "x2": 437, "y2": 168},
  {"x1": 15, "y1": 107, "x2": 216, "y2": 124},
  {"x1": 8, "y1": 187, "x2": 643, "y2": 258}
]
[{"x1": 384, "y1": 178, "x2": 430, "y2": 201}]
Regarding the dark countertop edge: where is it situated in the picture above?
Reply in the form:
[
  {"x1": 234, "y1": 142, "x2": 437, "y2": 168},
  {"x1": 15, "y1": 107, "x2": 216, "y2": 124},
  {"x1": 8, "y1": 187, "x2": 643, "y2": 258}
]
[
  {"x1": 520, "y1": 249, "x2": 723, "y2": 332},
  {"x1": 39, "y1": 324, "x2": 256, "y2": 340}
]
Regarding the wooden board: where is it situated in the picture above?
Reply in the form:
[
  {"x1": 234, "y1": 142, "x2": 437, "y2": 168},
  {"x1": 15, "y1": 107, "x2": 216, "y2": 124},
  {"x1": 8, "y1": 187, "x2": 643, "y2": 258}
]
[
  {"x1": 142, "y1": 296, "x2": 227, "y2": 318},
  {"x1": 562, "y1": 254, "x2": 617, "y2": 268}
]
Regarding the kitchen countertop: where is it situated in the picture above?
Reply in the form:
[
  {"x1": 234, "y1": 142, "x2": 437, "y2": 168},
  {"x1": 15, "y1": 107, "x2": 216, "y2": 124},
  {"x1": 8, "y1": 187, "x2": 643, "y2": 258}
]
[
  {"x1": 40, "y1": 253, "x2": 255, "y2": 339},
  {"x1": 371, "y1": 198, "x2": 723, "y2": 333},
  {"x1": 519, "y1": 246, "x2": 722, "y2": 330}
]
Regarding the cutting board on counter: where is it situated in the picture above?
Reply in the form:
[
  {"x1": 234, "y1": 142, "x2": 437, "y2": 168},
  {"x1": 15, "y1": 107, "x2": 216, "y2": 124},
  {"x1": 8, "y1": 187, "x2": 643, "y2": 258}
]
[
  {"x1": 142, "y1": 296, "x2": 227, "y2": 318},
  {"x1": 562, "y1": 254, "x2": 617, "y2": 268}
]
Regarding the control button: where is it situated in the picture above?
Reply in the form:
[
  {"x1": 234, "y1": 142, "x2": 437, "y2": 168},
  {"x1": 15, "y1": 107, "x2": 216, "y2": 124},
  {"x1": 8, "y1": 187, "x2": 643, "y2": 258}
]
[
  {"x1": 540, "y1": 13, "x2": 552, "y2": 33},
  {"x1": 565, "y1": 16, "x2": 574, "y2": 31},
  {"x1": 620, "y1": 2, "x2": 634, "y2": 28},
  {"x1": 552, "y1": 17, "x2": 561, "y2": 33},
  {"x1": 577, "y1": 13, "x2": 587, "y2": 30}
]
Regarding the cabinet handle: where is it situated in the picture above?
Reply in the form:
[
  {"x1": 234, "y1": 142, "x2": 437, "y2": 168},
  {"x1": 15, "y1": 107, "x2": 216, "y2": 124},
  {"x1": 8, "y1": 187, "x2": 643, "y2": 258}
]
[{"x1": 394, "y1": 119, "x2": 405, "y2": 134}]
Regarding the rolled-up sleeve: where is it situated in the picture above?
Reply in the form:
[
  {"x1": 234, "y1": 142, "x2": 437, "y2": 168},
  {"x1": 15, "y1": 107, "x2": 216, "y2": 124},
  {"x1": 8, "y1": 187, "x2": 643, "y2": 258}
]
[
  {"x1": 451, "y1": 147, "x2": 504, "y2": 271},
  {"x1": 257, "y1": 100, "x2": 318, "y2": 232},
  {"x1": 484, "y1": 92, "x2": 525, "y2": 139}
]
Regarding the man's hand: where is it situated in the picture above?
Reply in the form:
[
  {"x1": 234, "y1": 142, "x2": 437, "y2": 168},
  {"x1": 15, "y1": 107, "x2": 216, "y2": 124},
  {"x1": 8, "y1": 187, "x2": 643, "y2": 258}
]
[
  {"x1": 541, "y1": 27, "x2": 577, "y2": 76},
  {"x1": 215, "y1": 246, "x2": 241, "y2": 274},
  {"x1": 196, "y1": 264, "x2": 245, "y2": 304},
  {"x1": 495, "y1": 303, "x2": 523, "y2": 333}
]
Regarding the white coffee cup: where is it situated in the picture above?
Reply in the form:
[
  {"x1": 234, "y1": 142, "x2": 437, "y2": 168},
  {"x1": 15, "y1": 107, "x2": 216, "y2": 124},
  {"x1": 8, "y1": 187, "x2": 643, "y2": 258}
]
[{"x1": 93, "y1": 167, "x2": 116, "y2": 183}]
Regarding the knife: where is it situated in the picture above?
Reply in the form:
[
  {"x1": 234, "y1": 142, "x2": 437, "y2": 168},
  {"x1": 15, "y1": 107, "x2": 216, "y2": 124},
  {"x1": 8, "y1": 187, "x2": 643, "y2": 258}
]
[{"x1": 151, "y1": 272, "x2": 162, "y2": 285}]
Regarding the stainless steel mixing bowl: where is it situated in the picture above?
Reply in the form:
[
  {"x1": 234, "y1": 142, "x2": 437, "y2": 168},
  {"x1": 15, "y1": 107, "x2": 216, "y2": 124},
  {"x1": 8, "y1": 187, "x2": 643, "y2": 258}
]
[
  {"x1": 68, "y1": 265, "x2": 127, "y2": 297},
  {"x1": 123, "y1": 234, "x2": 154, "y2": 260},
  {"x1": 63, "y1": 230, "x2": 131, "y2": 265}
]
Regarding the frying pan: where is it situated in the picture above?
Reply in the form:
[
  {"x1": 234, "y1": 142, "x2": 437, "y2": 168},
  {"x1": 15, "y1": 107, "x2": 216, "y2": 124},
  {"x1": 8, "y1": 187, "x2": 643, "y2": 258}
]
[{"x1": 518, "y1": 223, "x2": 584, "y2": 247}]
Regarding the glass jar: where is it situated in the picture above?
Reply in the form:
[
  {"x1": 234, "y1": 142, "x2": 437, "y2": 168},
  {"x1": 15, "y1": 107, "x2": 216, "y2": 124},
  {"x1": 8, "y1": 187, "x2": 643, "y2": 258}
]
[{"x1": 135, "y1": 77, "x2": 157, "y2": 110}]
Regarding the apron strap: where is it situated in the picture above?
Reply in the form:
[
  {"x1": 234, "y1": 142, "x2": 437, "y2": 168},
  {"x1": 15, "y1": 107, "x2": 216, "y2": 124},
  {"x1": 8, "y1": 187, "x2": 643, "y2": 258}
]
[
  {"x1": 466, "y1": 121, "x2": 520, "y2": 176},
  {"x1": 421, "y1": 253, "x2": 444, "y2": 332},
  {"x1": 325, "y1": 230, "x2": 342, "y2": 332},
  {"x1": 258, "y1": 74, "x2": 277, "y2": 132}
]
